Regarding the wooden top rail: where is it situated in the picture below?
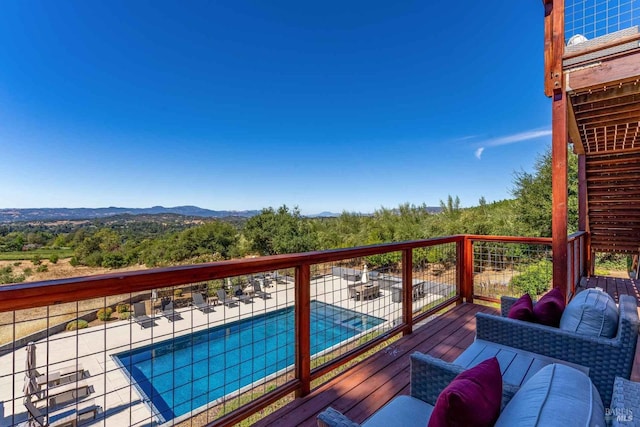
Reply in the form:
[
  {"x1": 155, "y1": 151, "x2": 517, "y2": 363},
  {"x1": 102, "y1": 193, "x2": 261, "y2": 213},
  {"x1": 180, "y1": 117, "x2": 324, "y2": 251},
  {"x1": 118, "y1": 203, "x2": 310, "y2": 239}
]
[
  {"x1": 0, "y1": 235, "x2": 464, "y2": 312},
  {"x1": 0, "y1": 234, "x2": 576, "y2": 313}
]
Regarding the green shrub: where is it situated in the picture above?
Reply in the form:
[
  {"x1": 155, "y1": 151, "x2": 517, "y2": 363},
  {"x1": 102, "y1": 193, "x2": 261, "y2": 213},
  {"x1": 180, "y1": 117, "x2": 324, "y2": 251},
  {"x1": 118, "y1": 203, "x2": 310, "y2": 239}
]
[
  {"x1": 119, "y1": 312, "x2": 131, "y2": 320},
  {"x1": 13, "y1": 261, "x2": 21, "y2": 267},
  {"x1": 510, "y1": 260, "x2": 553, "y2": 296},
  {"x1": 31, "y1": 255, "x2": 42, "y2": 265},
  {"x1": 97, "y1": 307, "x2": 113, "y2": 321},
  {"x1": 66, "y1": 320, "x2": 88, "y2": 330},
  {"x1": 174, "y1": 288, "x2": 183, "y2": 297},
  {"x1": 49, "y1": 254, "x2": 59, "y2": 264},
  {"x1": 36, "y1": 265, "x2": 48, "y2": 273},
  {"x1": 69, "y1": 257, "x2": 79, "y2": 267},
  {"x1": 116, "y1": 303, "x2": 129, "y2": 313},
  {"x1": 23, "y1": 268, "x2": 33, "y2": 277}
]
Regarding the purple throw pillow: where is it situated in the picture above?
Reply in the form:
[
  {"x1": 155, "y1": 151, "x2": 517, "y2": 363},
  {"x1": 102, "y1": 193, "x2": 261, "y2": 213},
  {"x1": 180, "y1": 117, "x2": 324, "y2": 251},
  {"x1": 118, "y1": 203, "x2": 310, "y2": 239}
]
[
  {"x1": 533, "y1": 287, "x2": 566, "y2": 327},
  {"x1": 427, "y1": 357, "x2": 502, "y2": 427},
  {"x1": 508, "y1": 293, "x2": 534, "y2": 322}
]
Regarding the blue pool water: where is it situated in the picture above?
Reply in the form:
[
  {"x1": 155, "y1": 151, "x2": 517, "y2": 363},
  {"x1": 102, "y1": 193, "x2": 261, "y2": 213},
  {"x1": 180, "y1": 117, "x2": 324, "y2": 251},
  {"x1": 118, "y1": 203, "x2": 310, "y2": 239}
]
[{"x1": 114, "y1": 301, "x2": 384, "y2": 422}]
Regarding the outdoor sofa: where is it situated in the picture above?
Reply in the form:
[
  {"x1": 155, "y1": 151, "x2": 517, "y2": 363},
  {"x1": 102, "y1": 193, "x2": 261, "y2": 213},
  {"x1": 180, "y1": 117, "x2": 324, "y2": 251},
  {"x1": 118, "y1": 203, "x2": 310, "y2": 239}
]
[
  {"x1": 317, "y1": 352, "x2": 610, "y2": 427},
  {"x1": 475, "y1": 293, "x2": 639, "y2": 405}
]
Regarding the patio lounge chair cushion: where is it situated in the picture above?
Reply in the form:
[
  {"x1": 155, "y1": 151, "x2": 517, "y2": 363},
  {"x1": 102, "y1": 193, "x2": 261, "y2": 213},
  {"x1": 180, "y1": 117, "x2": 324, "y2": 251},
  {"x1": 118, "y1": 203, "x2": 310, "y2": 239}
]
[
  {"x1": 494, "y1": 363, "x2": 605, "y2": 427},
  {"x1": 507, "y1": 293, "x2": 534, "y2": 321},
  {"x1": 532, "y1": 287, "x2": 566, "y2": 327},
  {"x1": 428, "y1": 357, "x2": 502, "y2": 427},
  {"x1": 560, "y1": 288, "x2": 619, "y2": 338}
]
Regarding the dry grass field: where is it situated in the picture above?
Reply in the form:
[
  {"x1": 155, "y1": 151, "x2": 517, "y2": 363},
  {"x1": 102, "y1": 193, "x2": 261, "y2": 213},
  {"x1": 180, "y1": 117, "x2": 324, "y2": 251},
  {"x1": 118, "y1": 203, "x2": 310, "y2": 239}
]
[{"x1": 0, "y1": 258, "x2": 148, "y2": 346}]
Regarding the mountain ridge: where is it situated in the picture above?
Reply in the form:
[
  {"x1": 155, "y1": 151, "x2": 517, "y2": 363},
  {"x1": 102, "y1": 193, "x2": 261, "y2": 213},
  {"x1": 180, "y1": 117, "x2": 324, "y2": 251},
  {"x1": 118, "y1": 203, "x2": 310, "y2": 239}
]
[{"x1": 0, "y1": 206, "x2": 262, "y2": 223}]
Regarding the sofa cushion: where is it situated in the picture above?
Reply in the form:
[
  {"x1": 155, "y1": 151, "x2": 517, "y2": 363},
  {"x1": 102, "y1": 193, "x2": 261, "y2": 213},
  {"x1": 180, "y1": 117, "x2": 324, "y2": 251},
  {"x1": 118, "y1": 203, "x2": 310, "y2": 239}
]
[
  {"x1": 494, "y1": 363, "x2": 605, "y2": 427},
  {"x1": 533, "y1": 287, "x2": 565, "y2": 327},
  {"x1": 560, "y1": 288, "x2": 618, "y2": 338},
  {"x1": 427, "y1": 357, "x2": 502, "y2": 427},
  {"x1": 508, "y1": 293, "x2": 534, "y2": 321},
  {"x1": 360, "y1": 395, "x2": 433, "y2": 427}
]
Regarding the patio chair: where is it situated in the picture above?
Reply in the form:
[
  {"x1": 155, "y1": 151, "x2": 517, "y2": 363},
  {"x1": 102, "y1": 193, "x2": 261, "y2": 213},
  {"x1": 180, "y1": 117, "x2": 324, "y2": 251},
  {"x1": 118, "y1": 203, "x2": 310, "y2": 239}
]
[
  {"x1": 131, "y1": 302, "x2": 156, "y2": 329},
  {"x1": 161, "y1": 301, "x2": 182, "y2": 322},
  {"x1": 474, "y1": 293, "x2": 639, "y2": 405},
  {"x1": 232, "y1": 286, "x2": 253, "y2": 304},
  {"x1": 25, "y1": 396, "x2": 99, "y2": 427},
  {"x1": 193, "y1": 292, "x2": 217, "y2": 312},
  {"x1": 215, "y1": 289, "x2": 238, "y2": 308},
  {"x1": 252, "y1": 281, "x2": 271, "y2": 299}
]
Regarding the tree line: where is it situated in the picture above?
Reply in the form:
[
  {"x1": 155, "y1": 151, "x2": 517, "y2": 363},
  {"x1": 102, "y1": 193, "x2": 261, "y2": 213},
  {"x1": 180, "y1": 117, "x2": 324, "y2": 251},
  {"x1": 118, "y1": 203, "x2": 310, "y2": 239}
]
[{"x1": 0, "y1": 147, "x2": 580, "y2": 270}]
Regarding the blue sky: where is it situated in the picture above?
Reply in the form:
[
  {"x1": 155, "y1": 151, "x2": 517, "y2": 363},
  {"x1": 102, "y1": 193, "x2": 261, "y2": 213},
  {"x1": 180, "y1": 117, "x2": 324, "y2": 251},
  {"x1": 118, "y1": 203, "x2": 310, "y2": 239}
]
[{"x1": 0, "y1": 1, "x2": 551, "y2": 214}]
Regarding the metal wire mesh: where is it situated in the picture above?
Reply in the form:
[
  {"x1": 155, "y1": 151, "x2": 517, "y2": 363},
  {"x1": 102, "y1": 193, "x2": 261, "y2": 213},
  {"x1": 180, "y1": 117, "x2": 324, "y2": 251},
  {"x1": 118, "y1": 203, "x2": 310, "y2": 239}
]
[
  {"x1": 0, "y1": 272, "x2": 299, "y2": 426},
  {"x1": 565, "y1": 0, "x2": 640, "y2": 42},
  {"x1": 309, "y1": 256, "x2": 401, "y2": 372},
  {"x1": 472, "y1": 242, "x2": 553, "y2": 300},
  {"x1": 411, "y1": 243, "x2": 457, "y2": 319}
]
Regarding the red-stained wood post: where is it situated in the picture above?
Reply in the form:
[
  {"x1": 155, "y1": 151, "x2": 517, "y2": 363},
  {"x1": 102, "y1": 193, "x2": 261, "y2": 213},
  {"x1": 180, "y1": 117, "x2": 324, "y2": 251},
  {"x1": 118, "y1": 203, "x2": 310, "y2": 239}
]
[
  {"x1": 578, "y1": 154, "x2": 591, "y2": 276},
  {"x1": 456, "y1": 239, "x2": 464, "y2": 305},
  {"x1": 546, "y1": 0, "x2": 569, "y2": 299},
  {"x1": 295, "y1": 264, "x2": 311, "y2": 397},
  {"x1": 402, "y1": 248, "x2": 413, "y2": 336},
  {"x1": 456, "y1": 237, "x2": 473, "y2": 303}
]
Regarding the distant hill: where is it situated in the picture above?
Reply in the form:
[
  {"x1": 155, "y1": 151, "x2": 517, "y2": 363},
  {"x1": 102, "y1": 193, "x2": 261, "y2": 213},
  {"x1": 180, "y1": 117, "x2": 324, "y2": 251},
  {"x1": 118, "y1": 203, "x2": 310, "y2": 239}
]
[{"x1": 0, "y1": 206, "x2": 261, "y2": 223}]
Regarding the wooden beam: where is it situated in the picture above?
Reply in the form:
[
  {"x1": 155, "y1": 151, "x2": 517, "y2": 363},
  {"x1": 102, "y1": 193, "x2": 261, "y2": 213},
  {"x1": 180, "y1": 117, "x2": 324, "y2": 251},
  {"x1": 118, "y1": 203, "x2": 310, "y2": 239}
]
[
  {"x1": 543, "y1": 1, "x2": 554, "y2": 97},
  {"x1": 550, "y1": 0, "x2": 568, "y2": 296},
  {"x1": 567, "y1": 53, "x2": 640, "y2": 92},
  {"x1": 578, "y1": 154, "x2": 588, "y2": 232},
  {"x1": 568, "y1": 99, "x2": 585, "y2": 154}
]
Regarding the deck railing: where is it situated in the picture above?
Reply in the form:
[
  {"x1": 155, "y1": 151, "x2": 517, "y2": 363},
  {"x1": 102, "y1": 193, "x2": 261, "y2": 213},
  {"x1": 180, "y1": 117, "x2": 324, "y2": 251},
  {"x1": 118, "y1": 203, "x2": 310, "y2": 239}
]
[
  {"x1": 0, "y1": 233, "x2": 587, "y2": 427},
  {"x1": 565, "y1": 0, "x2": 640, "y2": 43}
]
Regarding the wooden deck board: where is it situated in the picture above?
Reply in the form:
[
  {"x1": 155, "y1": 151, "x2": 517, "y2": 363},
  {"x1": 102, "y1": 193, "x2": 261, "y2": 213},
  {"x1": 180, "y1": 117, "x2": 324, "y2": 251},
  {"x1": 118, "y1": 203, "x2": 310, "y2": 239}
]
[
  {"x1": 254, "y1": 277, "x2": 640, "y2": 426},
  {"x1": 254, "y1": 303, "x2": 496, "y2": 427}
]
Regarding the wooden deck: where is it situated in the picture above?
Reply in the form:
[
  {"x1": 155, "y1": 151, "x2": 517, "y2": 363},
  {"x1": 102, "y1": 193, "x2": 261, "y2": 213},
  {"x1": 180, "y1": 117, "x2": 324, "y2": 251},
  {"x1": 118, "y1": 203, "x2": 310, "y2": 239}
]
[
  {"x1": 254, "y1": 303, "x2": 497, "y2": 427},
  {"x1": 255, "y1": 276, "x2": 640, "y2": 426}
]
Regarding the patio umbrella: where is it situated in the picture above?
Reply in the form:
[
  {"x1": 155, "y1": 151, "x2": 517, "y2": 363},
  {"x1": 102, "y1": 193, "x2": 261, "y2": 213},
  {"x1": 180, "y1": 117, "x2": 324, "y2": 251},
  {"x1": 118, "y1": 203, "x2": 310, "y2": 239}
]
[
  {"x1": 25, "y1": 342, "x2": 39, "y2": 378},
  {"x1": 362, "y1": 264, "x2": 369, "y2": 284},
  {"x1": 23, "y1": 342, "x2": 41, "y2": 400}
]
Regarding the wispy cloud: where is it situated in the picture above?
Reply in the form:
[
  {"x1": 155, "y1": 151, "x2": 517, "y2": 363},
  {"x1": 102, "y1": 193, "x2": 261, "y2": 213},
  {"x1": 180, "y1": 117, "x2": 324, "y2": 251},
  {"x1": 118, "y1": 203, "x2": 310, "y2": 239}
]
[{"x1": 475, "y1": 128, "x2": 551, "y2": 160}]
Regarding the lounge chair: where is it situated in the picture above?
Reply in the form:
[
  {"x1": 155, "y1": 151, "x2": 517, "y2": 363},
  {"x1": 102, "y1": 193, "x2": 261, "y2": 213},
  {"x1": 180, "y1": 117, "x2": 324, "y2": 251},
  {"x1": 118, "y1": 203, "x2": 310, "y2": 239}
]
[
  {"x1": 31, "y1": 379, "x2": 91, "y2": 407},
  {"x1": 252, "y1": 281, "x2": 271, "y2": 299},
  {"x1": 25, "y1": 396, "x2": 99, "y2": 426},
  {"x1": 215, "y1": 290, "x2": 237, "y2": 308},
  {"x1": 232, "y1": 286, "x2": 253, "y2": 304},
  {"x1": 36, "y1": 364, "x2": 85, "y2": 388},
  {"x1": 161, "y1": 301, "x2": 182, "y2": 322},
  {"x1": 131, "y1": 302, "x2": 156, "y2": 329},
  {"x1": 192, "y1": 293, "x2": 217, "y2": 312}
]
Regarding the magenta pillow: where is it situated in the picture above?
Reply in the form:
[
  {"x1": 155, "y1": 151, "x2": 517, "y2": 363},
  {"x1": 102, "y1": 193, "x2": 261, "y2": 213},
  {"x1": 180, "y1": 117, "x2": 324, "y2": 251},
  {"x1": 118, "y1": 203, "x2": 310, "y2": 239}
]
[
  {"x1": 427, "y1": 357, "x2": 502, "y2": 427},
  {"x1": 533, "y1": 287, "x2": 566, "y2": 327},
  {"x1": 507, "y1": 293, "x2": 534, "y2": 321}
]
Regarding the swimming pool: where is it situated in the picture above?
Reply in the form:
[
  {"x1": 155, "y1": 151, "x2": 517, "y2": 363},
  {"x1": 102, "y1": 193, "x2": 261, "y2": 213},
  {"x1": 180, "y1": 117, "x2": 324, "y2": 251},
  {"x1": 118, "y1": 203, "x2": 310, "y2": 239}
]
[{"x1": 114, "y1": 301, "x2": 384, "y2": 423}]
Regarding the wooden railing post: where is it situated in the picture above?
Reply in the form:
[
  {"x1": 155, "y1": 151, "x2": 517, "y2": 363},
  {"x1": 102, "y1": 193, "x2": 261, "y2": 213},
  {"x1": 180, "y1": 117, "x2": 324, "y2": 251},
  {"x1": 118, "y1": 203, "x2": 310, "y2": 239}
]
[
  {"x1": 457, "y1": 236, "x2": 474, "y2": 303},
  {"x1": 402, "y1": 248, "x2": 413, "y2": 336},
  {"x1": 295, "y1": 263, "x2": 311, "y2": 397}
]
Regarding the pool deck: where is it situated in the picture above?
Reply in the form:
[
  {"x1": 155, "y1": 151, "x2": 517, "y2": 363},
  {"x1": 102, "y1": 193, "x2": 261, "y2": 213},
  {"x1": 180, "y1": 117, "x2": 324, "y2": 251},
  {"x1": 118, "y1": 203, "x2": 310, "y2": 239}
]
[{"x1": 0, "y1": 274, "x2": 453, "y2": 427}]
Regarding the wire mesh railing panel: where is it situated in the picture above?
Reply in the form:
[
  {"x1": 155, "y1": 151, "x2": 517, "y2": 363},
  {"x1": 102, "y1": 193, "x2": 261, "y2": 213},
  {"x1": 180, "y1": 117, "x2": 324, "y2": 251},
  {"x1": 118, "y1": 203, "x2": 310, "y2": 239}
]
[
  {"x1": 411, "y1": 243, "x2": 458, "y2": 319},
  {"x1": 566, "y1": 0, "x2": 640, "y2": 42},
  {"x1": 472, "y1": 242, "x2": 553, "y2": 301},
  {"x1": 0, "y1": 271, "x2": 299, "y2": 427},
  {"x1": 309, "y1": 255, "x2": 401, "y2": 373}
]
